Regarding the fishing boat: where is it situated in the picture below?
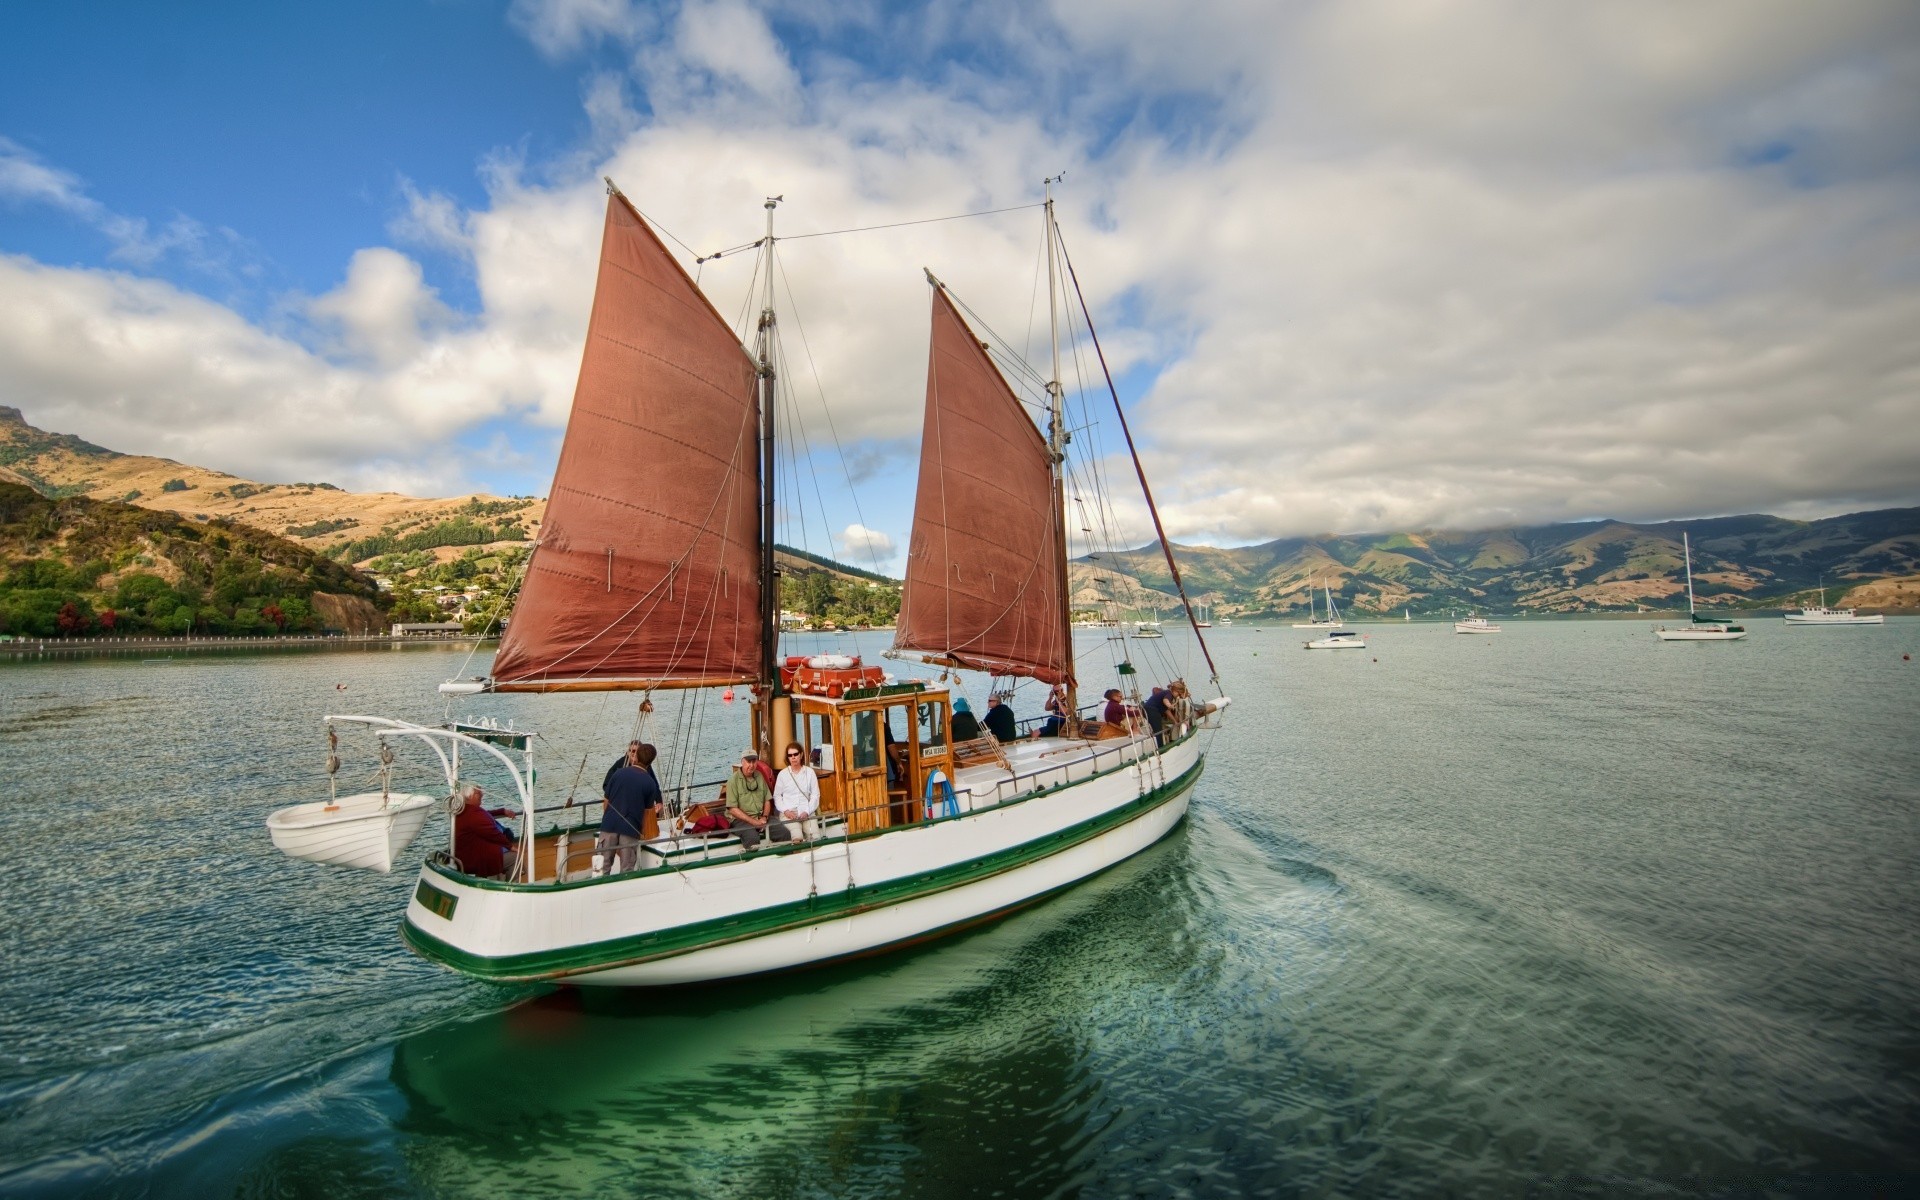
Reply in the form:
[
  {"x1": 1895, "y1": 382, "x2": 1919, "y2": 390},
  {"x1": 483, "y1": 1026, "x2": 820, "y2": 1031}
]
[
  {"x1": 269, "y1": 181, "x2": 1229, "y2": 987},
  {"x1": 1454, "y1": 615, "x2": 1501, "y2": 634},
  {"x1": 1653, "y1": 533, "x2": 1747, "y2": 641},
  {"x1": 1304, "y1": 629, "x2": 1367, "y2": 650},
  {"x1": 1292, "y1": 583, "x2": 1345, "y2": 629},
  {"x1": 1784, "y1": 581, "x2": 1882, "y2": 625}
]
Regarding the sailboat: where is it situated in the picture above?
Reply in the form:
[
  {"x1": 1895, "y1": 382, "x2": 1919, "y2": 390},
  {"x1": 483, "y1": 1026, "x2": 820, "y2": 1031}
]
[
  {"x1": 1784, "y1": 578, "x2": 1882, "y2": 626},
  {"x1": 1291, "y1": 582, "x2": 1344, "y2": 629},
  {"x1": 1303, "y1": 590, "x2": 1364, "y2": 648},
  {"x1": 268, "y1": 181, "x2": 1229, "y2": 988},
  {"x1": 1193, "y1": 602, "x2": 1212, "y2": 629},
  {"x1": 1133, "y1": 601, "x2": 1165, "y2": 638},
  {"x1": 1653, "y1": 532, "x2": 1747, "y2": 641}
]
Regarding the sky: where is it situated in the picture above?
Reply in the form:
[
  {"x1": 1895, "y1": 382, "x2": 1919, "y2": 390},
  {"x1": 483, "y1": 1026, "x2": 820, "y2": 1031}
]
[{"x1": 2, "y1": 0, "x2": 1918, "y2": 575}]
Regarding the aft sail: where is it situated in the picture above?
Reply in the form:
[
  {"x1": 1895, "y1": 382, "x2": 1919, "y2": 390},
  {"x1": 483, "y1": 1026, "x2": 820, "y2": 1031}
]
[
  {"x1": 892, "y1": 284, "x2": 1071, "y2": 684},
  {"x1": 487, "y1": 191, "x2": 764, "y2": 692}
]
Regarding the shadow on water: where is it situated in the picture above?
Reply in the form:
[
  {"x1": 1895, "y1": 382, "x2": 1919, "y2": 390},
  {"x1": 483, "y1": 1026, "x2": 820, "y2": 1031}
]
[{"x1": 182, "y1": 833, "x2": 1205, "y2": 1200}]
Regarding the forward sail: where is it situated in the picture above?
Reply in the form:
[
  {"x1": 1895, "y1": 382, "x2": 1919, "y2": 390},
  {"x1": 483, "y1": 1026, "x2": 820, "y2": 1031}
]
[
  {"x1": 891, "y1": 284, "x2": 1071, "y2": 685},
  {"x1": 488, "y1": 191, "x2": 763, "y2": 692}
]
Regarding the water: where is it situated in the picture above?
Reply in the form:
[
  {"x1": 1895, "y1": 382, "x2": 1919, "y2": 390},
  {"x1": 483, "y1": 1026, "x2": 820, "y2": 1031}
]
[{"x1": 1, "y1": 621, "x2": 1916, "y2": 1196}]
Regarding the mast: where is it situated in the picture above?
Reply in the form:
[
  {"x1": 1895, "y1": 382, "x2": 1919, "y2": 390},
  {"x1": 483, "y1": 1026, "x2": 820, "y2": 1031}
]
[
  {"x1": 1683, "y1": 531, "x2": 1696, "y2": 615},
  {"x1": 1043, "y1": 175, "x2": 1078, "y2": 725},
  {"x1": 757, "y1": 197, "x2": 782, "y2": 730}
]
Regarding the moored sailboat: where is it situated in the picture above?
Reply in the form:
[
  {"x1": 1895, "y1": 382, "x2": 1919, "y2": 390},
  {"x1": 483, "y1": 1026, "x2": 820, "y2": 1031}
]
[
  {"x1": 1654, "y1": 532, "x2": 1747, "y2": 642},
  {"x1": 269, "y1": 181, "x2": 1229, "y2": 987}
]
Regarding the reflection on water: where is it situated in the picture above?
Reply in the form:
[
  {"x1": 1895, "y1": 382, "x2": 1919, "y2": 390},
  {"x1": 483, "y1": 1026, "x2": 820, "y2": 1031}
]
[{"x1": 3, "y1": 624, "x2": 1919, "y2": 1196}]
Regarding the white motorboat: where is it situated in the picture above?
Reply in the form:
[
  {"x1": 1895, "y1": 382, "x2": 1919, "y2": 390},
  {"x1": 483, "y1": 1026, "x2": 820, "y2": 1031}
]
[
  {"x1": 1784, "y1": 606, "x2": 1882, "y2": 626},
  {"x1": 267, "y1": 791, "x2": 439, "y2": 873},
  {"x1": 1784, "y1": 583, "x2": 1882, "y2": 625},
  {"x1": 272, "y1": 181, "x2": 1231, "y2": 989},
  {"x1": 1653, "y1": 532, "x2": 1747, "y2": 642},
  {"x1": 1304, "y1": 629, "x2": 1367, "y2": 650},
  {"x1": 1454, "y1": 615, "x2": 1501, "y2": 634}
]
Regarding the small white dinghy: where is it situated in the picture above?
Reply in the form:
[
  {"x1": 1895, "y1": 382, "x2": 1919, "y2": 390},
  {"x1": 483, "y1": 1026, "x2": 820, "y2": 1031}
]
[{"x1": 267, "y1": 791, "x2": 439, "y2": 873}]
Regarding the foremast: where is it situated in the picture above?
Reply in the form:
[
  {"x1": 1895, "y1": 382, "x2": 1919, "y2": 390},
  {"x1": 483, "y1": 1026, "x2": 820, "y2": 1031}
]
[
  {"x1": 1042, "y1": 176, "x2": 1080, "y2": 727},
  {"x1": 754, "y1": 197, "x2": 787, "y2": 756}
]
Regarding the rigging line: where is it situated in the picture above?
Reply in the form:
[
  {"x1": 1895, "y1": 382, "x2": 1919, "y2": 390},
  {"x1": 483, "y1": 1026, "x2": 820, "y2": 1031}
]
[
  {"x1": 768, "y1": 253, "x2": 839, "y2": 568},
  {"x1": 771, "y1": 246, "x2": 891, "y2": 581},
  {"x1": 778, "y1": 202, "x2": 1044, "y2": 243},
  {"x1": 1055, "y1": 222, "x2": 1222, "y2": 690},
  {"x1": 627, "y1": 203, "x2": 703, "y2": 261}
]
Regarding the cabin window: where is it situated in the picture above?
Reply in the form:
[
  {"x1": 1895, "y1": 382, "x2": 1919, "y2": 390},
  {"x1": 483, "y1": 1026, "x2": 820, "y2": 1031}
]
[
  {"x1": 917, "y1": 701, "x2": 947, "y2": 758},
  {"x1": 806, "y1": 712, "x2": 834, "y2": 771},
  {"x1": 850, "y1": 710, "x2": 881, "y2": 771}
]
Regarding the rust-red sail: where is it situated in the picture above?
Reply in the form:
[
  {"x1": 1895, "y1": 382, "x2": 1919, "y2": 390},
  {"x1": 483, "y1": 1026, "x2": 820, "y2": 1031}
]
[
  {"x1": 892, "y1": 285, "x2": 1071, "y2": 684},
  {"x1": 489, "y1": 192, "x2": 762, "y2": 691}
]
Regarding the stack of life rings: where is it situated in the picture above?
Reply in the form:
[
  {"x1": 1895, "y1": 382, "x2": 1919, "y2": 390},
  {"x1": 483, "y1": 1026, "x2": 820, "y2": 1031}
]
[{"x1": 779, "y1": 653, "x2": 886, "y2": 698}]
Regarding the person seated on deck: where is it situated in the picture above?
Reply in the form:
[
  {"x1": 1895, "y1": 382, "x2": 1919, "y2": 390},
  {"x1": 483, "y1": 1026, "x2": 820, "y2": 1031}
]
[
  {"x1": 771, "y1": 743, "x2": 822, "y2": 843},
  {"x1": 1167, "y1": 679, "x2": 1194, "y2": 737},
  {"x1": 726, "y1": 750, "x2": 774, "y2": 850},
  {"x1": 452, "y1": 784, "x2": 519, "y2": 879},
  {"x1": 597, "y1": 744, "x2": 660, "y2": 874},
  {"x1": 1035, "y1": 685, "x2": 1067, "y2": 738},
  {"x1": 950, "y1": 697, "x2": 982, "y2": 741},
  {"x1": 1142, "y1": 685, "x2": 1171, "y2": 745},
  {"x1": 1101, "y1": 688, "x2": 1132, "y2": 738},
  {"x1": 982, "y1": 693, "x2": 1017, "y2": 743}
]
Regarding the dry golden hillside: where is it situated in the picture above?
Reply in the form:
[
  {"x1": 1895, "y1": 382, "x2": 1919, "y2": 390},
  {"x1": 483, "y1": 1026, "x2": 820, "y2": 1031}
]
[{"x1": 1, "y1": 406, "x2": 545, "y2": 564}]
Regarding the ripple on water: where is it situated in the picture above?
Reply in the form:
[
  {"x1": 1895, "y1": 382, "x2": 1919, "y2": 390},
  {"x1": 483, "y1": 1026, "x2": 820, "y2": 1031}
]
[{"x1": 2, "y1": 626, "x2": 1919, "y2": 1194}]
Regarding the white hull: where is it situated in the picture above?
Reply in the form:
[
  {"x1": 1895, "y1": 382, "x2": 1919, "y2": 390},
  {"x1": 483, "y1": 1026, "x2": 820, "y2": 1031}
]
[
  {"x1": 268, "y1": 792, "x2": 438, "y2": 873},
  {"x1": 1784, "y1": 610, "x2": 1882, "y2": 625},
  {"x1": 1652, "y1": 628, "x2": 1747, "y2": 641},
  {"x1": 1291, "y1": 621, "x2": 1341, "y2": 630},
  {"x1": 1304, "y1": 634, "x2": 1366, "y2": 649},
  {"x1": 1454, "y1": 619, "x2": 1501, "y2": 634},
  {"x1": 403, "y1": 734, "x2": 1206, "y2": 987}
]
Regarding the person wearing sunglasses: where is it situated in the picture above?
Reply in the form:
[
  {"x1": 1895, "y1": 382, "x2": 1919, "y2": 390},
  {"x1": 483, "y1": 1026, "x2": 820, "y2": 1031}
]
[{"x1": 770, "y1": 743, "x2": 821, "y2": 844}]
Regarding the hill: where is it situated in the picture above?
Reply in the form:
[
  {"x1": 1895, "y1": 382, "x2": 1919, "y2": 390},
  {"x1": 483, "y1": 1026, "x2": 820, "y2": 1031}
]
[
  {"x1": 1075, "y1": 511, "x2": 1920, "y2": 618},
  {"x1": 0, "y1": 482, "x2": 387, "y2": 636},
  {"x1": 0, "y1": 406, "x2": 543, "y2": 566}
]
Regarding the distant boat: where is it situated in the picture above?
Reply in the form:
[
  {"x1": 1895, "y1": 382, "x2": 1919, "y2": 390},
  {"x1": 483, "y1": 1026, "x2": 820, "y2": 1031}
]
[
  {"x1": 1193, "y1": 601, "x2": 1212, "y2": 629},
  {"x1": 1292, "y1": 583, "x2": 1344, "y2": 629},
  {"x1": 1785, "y1": 580, "x2": 1882, "y2": 626},
  {"x1": 1304, "y1": 629, "x2": 1367, "y2": 650},
  {"x1": 1654, "y1": 533, "x2": 1747, "y2": 641},
  {"x1": 1454, "y1": 615, "x2": 1501, "y2": 634},
  {"x1": 1403, "y1": 607, "x2": 1411, "y2": 622}
]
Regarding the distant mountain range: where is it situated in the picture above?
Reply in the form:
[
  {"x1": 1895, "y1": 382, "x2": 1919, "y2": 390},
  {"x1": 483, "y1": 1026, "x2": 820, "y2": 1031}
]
[
  {"x1": 1073, "y1": 512, "x2": 1920, "y2": 617},
  {"x1": 6, "y1": 406, "x2": 1915, "y2": 616},
  {"x1": 0, "y1": 405, "x2": 544, "y2": 565}
]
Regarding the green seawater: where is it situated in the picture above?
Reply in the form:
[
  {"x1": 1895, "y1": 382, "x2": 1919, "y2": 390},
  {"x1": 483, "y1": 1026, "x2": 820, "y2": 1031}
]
[{"x1": 1, "y1": 620, "x2": 1916, "y2": 1197}]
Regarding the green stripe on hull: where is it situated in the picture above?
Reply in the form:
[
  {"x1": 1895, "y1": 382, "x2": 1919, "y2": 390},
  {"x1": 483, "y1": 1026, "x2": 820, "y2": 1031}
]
[{"x1": 401, "y1": 756, "x2": 1204, "y2": 982}]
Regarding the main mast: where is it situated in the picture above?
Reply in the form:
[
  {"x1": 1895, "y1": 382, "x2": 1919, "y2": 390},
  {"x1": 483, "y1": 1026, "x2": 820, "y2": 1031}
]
[
  {"x1": 1043, "y1": 175, "x2": 1079, "y2": 725},
  {"x1": 756, "y1": 197, "x2": 782, "y2": 737}
]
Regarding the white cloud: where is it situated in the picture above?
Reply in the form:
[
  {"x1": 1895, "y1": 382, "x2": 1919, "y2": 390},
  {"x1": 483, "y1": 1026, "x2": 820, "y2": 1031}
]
[
  {"x1": 0, "y1": 137, "x2": 216, "y2": 269},
  {"x1": 0, "y1": 0, "x2": 1916, "y2": 545},
  {"x1": 508, "y1": 0, "x2": 648, "y2": 59},
  {"x1": 834, "y1": 522, "x2": 896, "y2": 564},
  {"x1": 306, "y1": 248, "x2": 455, "y2": 369}
]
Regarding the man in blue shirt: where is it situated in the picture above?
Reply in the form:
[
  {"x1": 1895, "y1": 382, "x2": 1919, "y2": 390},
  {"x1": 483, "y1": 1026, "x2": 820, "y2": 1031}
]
[
  {"x1": 1142, "y1": 686, "x2": 1170, "y2": 744},
  {"x1": 598, "y1": 742, "x2": 661, "y2": 874}
]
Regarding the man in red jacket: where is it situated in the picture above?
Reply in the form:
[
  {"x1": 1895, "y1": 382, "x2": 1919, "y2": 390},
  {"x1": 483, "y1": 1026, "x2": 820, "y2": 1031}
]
[{"x1": 453, "y1": 784, "x2": 519, "y2": 879}]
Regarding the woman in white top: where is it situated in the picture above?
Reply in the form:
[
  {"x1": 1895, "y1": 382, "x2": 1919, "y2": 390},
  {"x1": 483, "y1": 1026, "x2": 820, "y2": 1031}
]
[{"x1": 772, "y1": 744, "x2": 822, "y2": 843}]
